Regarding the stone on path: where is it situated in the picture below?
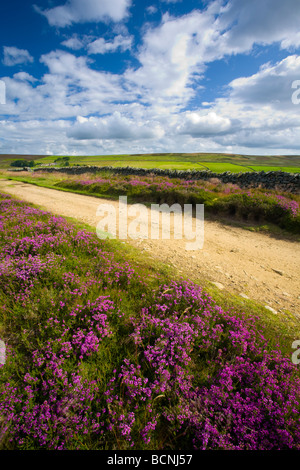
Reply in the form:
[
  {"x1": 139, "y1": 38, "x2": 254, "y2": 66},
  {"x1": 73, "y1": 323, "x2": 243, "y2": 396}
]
[
  {"x1": 272, "y1": 268, "x2": 284, "y2": 276},
  {"x1": 212, "y1": 282, "x2": 225, "y2": 290},
  {"x1": 265, "y1": 305, "x2": 278, "y2": 314},
  {"x1": 239, "y1": 293, "x2": 250, "y2": 299}
]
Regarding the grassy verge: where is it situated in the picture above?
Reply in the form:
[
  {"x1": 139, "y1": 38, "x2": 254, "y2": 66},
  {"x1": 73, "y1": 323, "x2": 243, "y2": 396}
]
[
  {"x1": 2, "y1": 171, "x2": 300, "y2": 238},
  {"x1": 0, "y1": 192, "x2": 299, "y2": 450},
  {"x1": 35, "y1": 211, "x2": 300, "y2": 355}
]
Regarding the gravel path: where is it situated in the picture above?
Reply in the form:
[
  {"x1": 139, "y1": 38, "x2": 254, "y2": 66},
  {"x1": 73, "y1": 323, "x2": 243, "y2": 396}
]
[{"x1": 1, "y1": 179, "x2": 299, "y2": 318}]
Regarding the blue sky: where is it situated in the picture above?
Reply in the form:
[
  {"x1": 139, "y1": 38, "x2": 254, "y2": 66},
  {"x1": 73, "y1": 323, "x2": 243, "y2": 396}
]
[{"x1": 0, "y1": 0, "x2": 300, "y2": 156}]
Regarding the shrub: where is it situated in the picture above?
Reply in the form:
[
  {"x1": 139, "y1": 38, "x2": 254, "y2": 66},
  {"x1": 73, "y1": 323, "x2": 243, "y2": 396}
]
[{"x1": 10, "y1": 160, "x2": 35, "y2": 168}]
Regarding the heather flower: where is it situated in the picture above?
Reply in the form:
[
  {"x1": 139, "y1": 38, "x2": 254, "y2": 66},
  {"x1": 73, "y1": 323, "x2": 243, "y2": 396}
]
[{"x1": 0, "y1": 193, "x2": 299, "y2": 451}]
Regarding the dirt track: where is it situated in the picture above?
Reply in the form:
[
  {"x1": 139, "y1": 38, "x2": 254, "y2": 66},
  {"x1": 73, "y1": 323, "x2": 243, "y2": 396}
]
[{"x1": 0, "y1": 179, "x2": 299, "y2": 317}]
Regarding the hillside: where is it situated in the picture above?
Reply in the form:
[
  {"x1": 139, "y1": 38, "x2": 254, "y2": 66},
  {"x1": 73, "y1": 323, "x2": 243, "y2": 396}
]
[{"x1": 1, "y1": 152, "x2": 300, "y2": 173}]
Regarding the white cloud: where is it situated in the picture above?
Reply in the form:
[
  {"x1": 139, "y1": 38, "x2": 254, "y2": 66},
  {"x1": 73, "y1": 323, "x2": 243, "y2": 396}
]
[
  {"x1": 1, "y1": 50, "x2": 138, "y2": 120},
  {"x1": 2, "y1": 46, "x2": 34, "y2": 66},
  {"x1": 62, "y1": 32, "x2": 133, "y2": 55},
  {"x1": 0, "y1": 118, "x2": 73, "y2": 156},
  {"x1": 214, "y1": 126, "x2": 300, "y2": 151},
  {"x1": 281, "y1": 32, "x2": 300, "y2": 50},
  {"x1": 2, "y1": 0, "x2": 300, "y2": 156},
  {"x1": 2, "y1": 47, "x2": 300, "y2": 155},
  {"x1": 177, "y1": 111, "x2": 232, "y2": 136},
  {"x1": 67, "y1": 112, "x2": 164, "y2": 140},
  {"x1": 218, "y1": 0, "x2": 300, "y2": 53},
  {"x1": 13, "y1": 72, "x2": 37, "y2": 82},
  {"x1": 146, "y1": 6, "x2": 158, "y2": 15},
  {"x1": 197, "y1": 54, "x2": 300, "y2": 151},
  {"x1": 227, "y1": 55, "x2": 300, "y2": 111},
  {"x1": 61, "y1": 35, "x2": 86, "y2": 50},
  {"x1": 35, "y1": 0, "x2": 132, "y2": 27},
  {"x1": 125, "y1": 9, "x2": 218, "y2": 110},
  {"x1": 124, "y1": 0, "x2": 300, "y2": 114},
  {"x1": 39, "y1": 49, "x2": 129, "y2": 105},
  {"x1": 88, "y1": 35, "x2": 133, "y2": 54}
]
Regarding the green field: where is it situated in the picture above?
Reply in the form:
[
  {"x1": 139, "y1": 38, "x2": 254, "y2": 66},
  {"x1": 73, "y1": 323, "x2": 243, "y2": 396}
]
[{"x1": 1, "y1": 152, "x2": 300, "y2": 173}]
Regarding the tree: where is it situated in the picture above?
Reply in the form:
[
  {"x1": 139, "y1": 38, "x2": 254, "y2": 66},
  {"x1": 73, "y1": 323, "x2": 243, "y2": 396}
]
[
  {"x1": 10, "y1": 159, "x2": 35, "y2": 168},
  {"x1": 54, "y1": 156, "x2": 70, "y2": 166}
]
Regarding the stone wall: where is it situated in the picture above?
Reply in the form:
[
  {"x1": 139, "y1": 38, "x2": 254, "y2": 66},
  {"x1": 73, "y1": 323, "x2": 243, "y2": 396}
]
[{"x1": 33, "y1": 165, "x2": 300, "y2": 193}]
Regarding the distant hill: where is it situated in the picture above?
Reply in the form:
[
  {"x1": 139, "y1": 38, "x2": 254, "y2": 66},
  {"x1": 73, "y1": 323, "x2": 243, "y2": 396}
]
[
  {"x1": 0, "y1": 154, "x2": 49, "y2": 167},
  {"x1": 0, "y1": 152, "x2": 299, "y2": 173}
]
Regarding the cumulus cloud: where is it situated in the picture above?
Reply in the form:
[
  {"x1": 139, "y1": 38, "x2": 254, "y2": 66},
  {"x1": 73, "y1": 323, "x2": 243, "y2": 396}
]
[
  {"x1": 218, "y1": 0, "x2": 300, "y2": 52},
  {"x1": 1, "y1": 50, "x2": 138, "y2": 120},
  {"x1": 35, "y1": 0, "x2": 132, "y2": 27},
  {"x1": 67, "y1": 112, "x2": 164, "y2": 140},
  {"x1": 281, "y1": 32, "x2": 300, "y2": 50},
  {"x1": 177, "y1": 111, "x2": 232, "y2": 136},
  {"x1": 200, "y1": 54, "x2": 300, "y2": 151},
  {"x1": 62, "y1": 32, "x2": 133, "y2": 55},
  {"x1": 61, "y1": 35, "x2": 87, "y2": 50},
  {"x1": 125, "y1": 8, "x2": 218, "y2": 110},
  {"x1": 2, "y1": 0, "x2": 300, "y2": 155},
  {"x1": 146, "y1": 6, "x2": 158, "y2": 15},
  {"x1": 2, "y1": 46, "x2": 34, "y2": 66},
  {"x1": 0, "y1": 118, "x2": 73, "y2": 155},
  {"x1": 124, "y1": 0, "x2": 300, "y2": 112},
  {"x1": 13, "y1": 72, "x2": 37, "y2": 82},
  {"x1": 215, "y1": 127, "x2": 300, "y2": 151},
  {"x1": 227, "y1": 55, "x2": 300, "y2": 111},
  {"x1": 39, "y1": 50, "x2": 132, "y2": 110},
  {"x1": 88, "y1": 35, "x2": 133, "y2": 54}
]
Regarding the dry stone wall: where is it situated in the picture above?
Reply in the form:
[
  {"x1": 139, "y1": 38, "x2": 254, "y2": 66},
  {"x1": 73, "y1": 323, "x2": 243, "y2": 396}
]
[{"x1": 31, "y1": 166, "x2": 300, "y2": 193}]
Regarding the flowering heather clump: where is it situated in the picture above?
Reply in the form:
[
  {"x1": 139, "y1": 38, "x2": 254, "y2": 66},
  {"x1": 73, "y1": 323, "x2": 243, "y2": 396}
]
[
  {"x1": 272, "y1": 194, "x2": 299, "y2": 218},
  {"x1": 0, "y1": 193, "x2": 299, "y2": 450},
  {"x1": 56, "y1": 173, "x2": 213, "y2": 197},
  {"x1": 0, "y1": 343, "x2": 100, "y2": 449},
  {"x1": 223, "y1": 183, "x2": 241, "y2": 194},
  {"x1": 185, "y1": 352, "x2": 300, "y2": 450},
  {"x1": 55, "y1": 172, "x2": 300, "y2": 233},
  {"x1": 244, "y1": 191, "x2": 300, "y2": 219},
  {"x1": 126, "y1": 282, "x2": 300, "y2": 450}
]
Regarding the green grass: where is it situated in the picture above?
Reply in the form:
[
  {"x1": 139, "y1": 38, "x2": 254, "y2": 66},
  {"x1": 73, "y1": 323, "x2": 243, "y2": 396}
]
[
  {"x1": 200, "y1": 281, "x2": 300, "y2": 356},
  {"x1": 30, "y1": 212, "x2": 300, "y2": 356},
  {"x1": 201, "y1": 162, "x2": 254, "y2": 172},
  {"x1": 0, "y1": 173, "x2": 122, "y2": 203},
  {"x1": 87, "y1": 160, "x2": 210, "y2": 170},
  {"x1": 0, "y1": 192, "x2": 299, "y2": 450},
  {"x1": 101, "y1": 227, "x2": 300, "y2": 358},
  {"x1": 249, "y1": 165, "x2": 300, "y2": 173},
  {"x1": 1, "y1": 152, "x2": 300, "y2": 173}
]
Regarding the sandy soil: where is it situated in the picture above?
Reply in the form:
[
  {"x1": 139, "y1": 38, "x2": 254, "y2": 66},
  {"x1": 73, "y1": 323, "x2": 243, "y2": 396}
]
[{"x1": 0, "y1": 179, "x2": 299, "y2": 318}]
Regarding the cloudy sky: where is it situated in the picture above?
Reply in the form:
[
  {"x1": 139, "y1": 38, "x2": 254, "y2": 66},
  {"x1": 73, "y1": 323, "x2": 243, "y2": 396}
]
[{"x1": 0, "y1": 0, "x2": 300, "y2": 156}]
